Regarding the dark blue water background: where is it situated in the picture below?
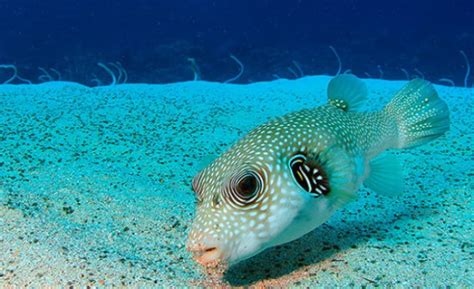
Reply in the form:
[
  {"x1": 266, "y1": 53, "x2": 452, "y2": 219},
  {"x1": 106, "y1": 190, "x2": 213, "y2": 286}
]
[{"x1": 0, "y1": 0, "x2": 472, "y2": 85}]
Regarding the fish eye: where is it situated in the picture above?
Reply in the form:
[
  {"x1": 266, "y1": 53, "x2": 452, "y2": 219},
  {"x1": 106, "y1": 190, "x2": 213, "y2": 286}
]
[
  {"x1": 236, "y1": 174, "x2": 258, "y2": 198},
  {"x1": 223, "y1": 170, "x2": 263, "y2": 208}
]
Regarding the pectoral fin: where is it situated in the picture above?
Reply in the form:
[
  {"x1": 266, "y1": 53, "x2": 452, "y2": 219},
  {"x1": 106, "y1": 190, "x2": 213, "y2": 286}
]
[{"x1": 364, "y1": 154, "x2": 404, "y2": 197}]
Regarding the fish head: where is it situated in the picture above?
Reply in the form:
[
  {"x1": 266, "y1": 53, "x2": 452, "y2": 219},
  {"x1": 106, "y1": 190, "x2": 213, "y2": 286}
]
[{"x1": 187, "y1": 123, "x2": 342, "y2": 268}]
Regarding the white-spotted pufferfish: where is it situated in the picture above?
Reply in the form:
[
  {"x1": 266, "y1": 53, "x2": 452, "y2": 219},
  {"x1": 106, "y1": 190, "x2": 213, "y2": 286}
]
[{"x1": 187, "y1": 75, "x2": 450, "y2": 269}]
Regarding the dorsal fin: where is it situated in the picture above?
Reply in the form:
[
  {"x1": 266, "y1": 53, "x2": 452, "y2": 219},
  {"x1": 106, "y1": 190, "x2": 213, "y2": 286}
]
[{"x1": 327, "y1": 74, "x2": 368, "y2": 112}]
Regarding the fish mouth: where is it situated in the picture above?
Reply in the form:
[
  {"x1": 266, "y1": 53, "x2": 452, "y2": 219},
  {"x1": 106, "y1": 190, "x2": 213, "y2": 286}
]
[{"x1": 194, "y1": 247, "x2": 224, "y2": 267}]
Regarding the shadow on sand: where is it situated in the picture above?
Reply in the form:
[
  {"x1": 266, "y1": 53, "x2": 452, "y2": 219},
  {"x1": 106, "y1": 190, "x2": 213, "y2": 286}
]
[{"x1": 224, "y1": 203, "x2": 432, "y2": 286}]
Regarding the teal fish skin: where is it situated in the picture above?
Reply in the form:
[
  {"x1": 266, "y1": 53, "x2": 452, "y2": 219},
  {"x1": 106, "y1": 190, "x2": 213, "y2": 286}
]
[{"x1": 187, "y1": 75, "x2": 450, "y2": 268}]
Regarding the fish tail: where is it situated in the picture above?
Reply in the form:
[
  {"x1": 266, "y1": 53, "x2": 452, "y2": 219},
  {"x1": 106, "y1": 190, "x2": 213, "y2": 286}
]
[{"x1": 384, "y1": 79, "x2": 450, "y2": 148}]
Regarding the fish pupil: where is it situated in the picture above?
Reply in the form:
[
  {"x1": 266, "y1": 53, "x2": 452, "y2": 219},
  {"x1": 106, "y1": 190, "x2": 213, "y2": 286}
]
[{"x1": 237, "y1": 175, "x2": 257, "y2": 197}]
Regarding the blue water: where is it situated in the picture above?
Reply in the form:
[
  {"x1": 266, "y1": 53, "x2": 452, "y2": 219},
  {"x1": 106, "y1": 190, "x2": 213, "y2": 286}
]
[
  {"x1": 0, "y1": 1, "x2": 473, "y2": 287},
  {"x1": 0, "y1": 1, "x2": 473, "y2": 84}
]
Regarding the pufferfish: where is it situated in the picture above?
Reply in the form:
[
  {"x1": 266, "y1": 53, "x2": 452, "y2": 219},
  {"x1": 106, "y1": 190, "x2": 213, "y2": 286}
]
[{"x1": 187, "y1": 74, "x2": 450, "y2": 268}]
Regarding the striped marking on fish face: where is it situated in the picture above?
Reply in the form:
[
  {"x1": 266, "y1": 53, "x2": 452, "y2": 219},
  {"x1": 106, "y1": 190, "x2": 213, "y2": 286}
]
[{"x1": 187, "y1": 117, "x2": 329, "y2": 265}]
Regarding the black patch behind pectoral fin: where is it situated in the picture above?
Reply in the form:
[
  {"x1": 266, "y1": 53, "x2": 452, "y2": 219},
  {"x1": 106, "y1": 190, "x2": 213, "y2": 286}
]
[
  {"x1": 289, "y1": 153, "x2": 330, "y2": 198},
  {"x1": 289, "y1": 146, "x2": 357, "y2": 205}
]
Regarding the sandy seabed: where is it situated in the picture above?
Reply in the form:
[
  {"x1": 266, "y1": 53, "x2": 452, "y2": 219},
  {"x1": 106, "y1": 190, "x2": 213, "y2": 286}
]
[{"x1": 0, "y1": 76, "x2": 472, "y2": 287}]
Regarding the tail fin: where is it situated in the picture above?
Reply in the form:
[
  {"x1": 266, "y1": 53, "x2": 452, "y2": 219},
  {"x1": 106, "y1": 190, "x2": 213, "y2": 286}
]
[{"x1": 384, "y1": 79, "x2": 450, "y2": 149}]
